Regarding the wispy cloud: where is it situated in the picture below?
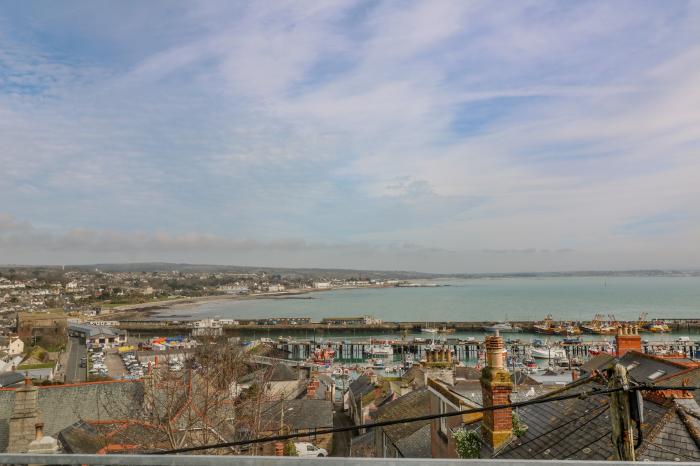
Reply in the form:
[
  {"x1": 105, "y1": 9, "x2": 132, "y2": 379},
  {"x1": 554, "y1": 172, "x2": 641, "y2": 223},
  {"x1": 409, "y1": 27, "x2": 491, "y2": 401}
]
[{"x1": 0, "y1": 1, "x2": 699, "y2": 272}]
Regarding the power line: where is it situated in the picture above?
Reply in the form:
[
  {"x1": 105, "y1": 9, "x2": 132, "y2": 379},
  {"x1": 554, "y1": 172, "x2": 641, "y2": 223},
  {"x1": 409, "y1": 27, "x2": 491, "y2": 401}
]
[
  {"x1": 152, "y1": 383, "x2": 697, "y2": 455},
  {"x1": 645, "y1": 441, "x2": 700, "y2": 462},
  {"x1": 530, "y1": 405, "x2": 609, "y2": 458},
  {"x1": 563, "y1": 430, "x2": 612, "y2": 460},
  {"x1": 499, "y1": 402, "x2": 608, "y2": 455}
]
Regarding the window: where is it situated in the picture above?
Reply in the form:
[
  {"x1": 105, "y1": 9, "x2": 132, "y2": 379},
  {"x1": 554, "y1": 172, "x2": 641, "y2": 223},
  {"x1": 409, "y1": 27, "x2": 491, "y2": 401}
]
[
  {"x1": 647, "y1": 370, "x2": 666, "y2": 381},
  {"x1": 626, "y1": 362, "x2": 640, "y2": 370},
  {"x1": 439, "y1": 399, "x2": 447, "y2": 436}
]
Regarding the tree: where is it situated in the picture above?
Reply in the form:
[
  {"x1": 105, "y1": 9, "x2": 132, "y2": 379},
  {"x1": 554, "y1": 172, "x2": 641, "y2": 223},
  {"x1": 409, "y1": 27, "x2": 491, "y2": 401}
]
[{"x1": 95, "y1": 338, "x2": 277, "y2": 455}]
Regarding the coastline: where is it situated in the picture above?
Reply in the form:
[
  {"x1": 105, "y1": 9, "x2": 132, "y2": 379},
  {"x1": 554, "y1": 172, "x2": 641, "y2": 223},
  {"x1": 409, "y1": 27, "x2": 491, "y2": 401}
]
[{"x1": 108, "y1": 285, "x2": 395, "y2": 320}]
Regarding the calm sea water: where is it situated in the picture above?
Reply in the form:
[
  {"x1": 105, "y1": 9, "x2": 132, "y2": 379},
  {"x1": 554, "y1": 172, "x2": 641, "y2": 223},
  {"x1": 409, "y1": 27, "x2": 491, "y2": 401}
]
[{"x1": 159, "y1": 276, "x2": 700, "y2": 323}]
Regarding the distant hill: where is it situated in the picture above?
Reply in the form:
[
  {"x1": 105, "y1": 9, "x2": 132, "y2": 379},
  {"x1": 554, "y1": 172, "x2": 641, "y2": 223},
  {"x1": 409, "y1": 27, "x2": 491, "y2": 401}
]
[{"x1": 64, "y1": 262, "x2": 442, "y2": 280}]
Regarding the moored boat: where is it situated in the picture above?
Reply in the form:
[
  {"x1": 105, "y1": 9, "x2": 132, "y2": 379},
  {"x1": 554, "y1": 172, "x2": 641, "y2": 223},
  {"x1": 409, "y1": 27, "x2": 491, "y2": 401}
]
[{"x1": 483, "y1": 322, "x2": 522, "y2": 333}]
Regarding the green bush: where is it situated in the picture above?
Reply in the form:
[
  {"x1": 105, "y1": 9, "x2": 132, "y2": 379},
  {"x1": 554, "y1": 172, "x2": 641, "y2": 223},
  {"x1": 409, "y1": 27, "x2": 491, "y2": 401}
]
[
  {"x1": 453, "y1": 428, "x2": 480, "y2": 458},
  {"x1": 283, "y1": 441, "x2": 297, "y2": 456}
]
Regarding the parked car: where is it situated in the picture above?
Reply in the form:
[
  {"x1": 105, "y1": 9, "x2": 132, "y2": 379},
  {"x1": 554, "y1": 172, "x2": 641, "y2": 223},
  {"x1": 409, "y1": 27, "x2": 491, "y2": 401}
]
[{"x1": 294, "y1": 442, "x2": 327, "y2": 458}]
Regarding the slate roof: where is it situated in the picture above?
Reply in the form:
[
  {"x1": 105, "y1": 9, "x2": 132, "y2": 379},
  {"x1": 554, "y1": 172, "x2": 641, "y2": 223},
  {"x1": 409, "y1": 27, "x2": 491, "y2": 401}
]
[
  {"x1": 620, "y1": 351, "x2": 689, "y2": 383},
  {"x1": 579, "y1": 353, "x2": 615, "y2": 374},
  {"x1": 349, "y1": 375, "x2": 376, "y2": 398},
  {"x1": 0, "y1": 372, "x2": 24, "y2": 388},
  {"x1": 373, "y1": 387, "x2": 431, "y2": 456},
  {"x1": 260, "y1": 399, "x2": 333, "y2": 431},
  {"x1": 266, "y1": 363, "x2": 299, "y2": 382},
  {"x1": 395, "y1": 423, "x2": 431, "y2": 458},
  {"x1": 350, "y1": 431, "x2": 376, "y2": 457},
  {"x1": 454, "y1": 366, "x2": 481, "y2": 380},
  {"x1": 495, "y1": 377, "x2": 670, "y2": 460},
  {"x1": 657, "y1": 366, "x2": 700, "y2": 404},
  {"x1": 636, "y1": 398, "x2": 700, "y2": 462},
  {"x1": 0, "y1": 380, "x2": 144, "y2": 452},
  {"x1": 492, "y1": 373, "x2": 700, "y2": 461}
]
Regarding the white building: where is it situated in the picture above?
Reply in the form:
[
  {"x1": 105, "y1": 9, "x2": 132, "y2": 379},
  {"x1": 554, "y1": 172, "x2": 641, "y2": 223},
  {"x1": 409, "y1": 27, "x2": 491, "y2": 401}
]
[
  {"x1": 0, "y1": 335, "x2": 24, "y2": 356},
  {"x1": 313, "y1": 282, "x2": 332, "y2": 289},
  {"x1": 267, "y1": 284, "x2": 286, "y2": 292}
]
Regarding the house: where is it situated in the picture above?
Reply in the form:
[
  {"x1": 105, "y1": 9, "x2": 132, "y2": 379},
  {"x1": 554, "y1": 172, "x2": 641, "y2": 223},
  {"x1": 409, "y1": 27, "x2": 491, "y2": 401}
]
[
  {"x1": 16, "y1": 311, "x2": 68, "y2": 346},
  {"x1": 0, "y1": 335, "x2": 24, "y2": 356},
  {"x1": 236, "y1": 363, "x2": 307, "y2": 400},
  {"x1": 370, "y1": 387, "x2": 432, "y2": 458},
  {"x1": 346, "y1": 373, "x2": 394, "y2": 433},
  {"x1": 258, "y1": 399, "x2": 334, "y2": 454},
  {"x1": 427, "y1": 325, "x2": 700, "y2": 461}
]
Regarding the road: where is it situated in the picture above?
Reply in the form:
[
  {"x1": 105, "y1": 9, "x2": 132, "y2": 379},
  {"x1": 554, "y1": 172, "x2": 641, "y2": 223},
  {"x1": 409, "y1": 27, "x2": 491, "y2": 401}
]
[
  {"x1": 331, "y1": 403, "x2": 354, "y2": 457},
  {"x1": 65, "y1": 337, "x2": 87, "y2": 383}
]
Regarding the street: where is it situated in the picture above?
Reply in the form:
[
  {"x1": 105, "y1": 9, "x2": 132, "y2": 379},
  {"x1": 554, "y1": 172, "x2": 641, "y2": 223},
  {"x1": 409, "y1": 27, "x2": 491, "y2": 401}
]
[
  {"x1": 331, "y1": 403, "x2": 354, "y2": 457},
  {"x1": 65, "y1": 337, "x2": 87, "y2": 383}
]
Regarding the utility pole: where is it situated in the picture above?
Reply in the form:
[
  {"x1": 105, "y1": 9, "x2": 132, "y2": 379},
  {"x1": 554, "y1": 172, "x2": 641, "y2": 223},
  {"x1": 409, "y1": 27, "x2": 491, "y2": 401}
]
[{"x1": 608, "y1": 363, "x2": 635, "y2": 461}]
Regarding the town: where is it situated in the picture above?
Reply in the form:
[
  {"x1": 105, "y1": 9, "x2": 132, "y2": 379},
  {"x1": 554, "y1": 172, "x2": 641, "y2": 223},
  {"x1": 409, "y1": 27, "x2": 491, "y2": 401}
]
[{"x1": 1, "y1": 264, "x2": 699, "y2": 460}]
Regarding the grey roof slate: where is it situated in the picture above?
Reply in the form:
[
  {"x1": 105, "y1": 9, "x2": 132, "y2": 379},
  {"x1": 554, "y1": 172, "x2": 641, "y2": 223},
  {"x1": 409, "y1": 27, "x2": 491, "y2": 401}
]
[
  {"x1": 619, "y1": 351, "x2": 688, "y2": 383},
  {"x1": 395, "y1": 423, "x2": 431, "y2": 458},
  {"x1": 260, "y1": 399, "x2": 333, "y2": 431},
  {"x1": 0, "y1": 372, "x2": 24, "y2": 388},
  {"x1": 495, "y1": 377, "x2": 669, "y2": 461},
  {"x1": 374, "y1": 387, "x2": 430, "y2": 451}
]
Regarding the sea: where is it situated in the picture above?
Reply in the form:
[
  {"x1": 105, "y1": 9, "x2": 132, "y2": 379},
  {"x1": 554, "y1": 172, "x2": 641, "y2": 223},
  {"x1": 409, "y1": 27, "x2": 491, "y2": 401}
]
[{"x1": 156, "y1": 276, "x2": 700, "y2": 324}]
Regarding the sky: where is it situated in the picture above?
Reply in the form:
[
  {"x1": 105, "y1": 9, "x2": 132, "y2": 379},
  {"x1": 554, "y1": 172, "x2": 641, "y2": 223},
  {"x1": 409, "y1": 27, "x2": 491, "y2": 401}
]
[{"x1": 1, "y1": 1, "x2": 699, "y2": 273}]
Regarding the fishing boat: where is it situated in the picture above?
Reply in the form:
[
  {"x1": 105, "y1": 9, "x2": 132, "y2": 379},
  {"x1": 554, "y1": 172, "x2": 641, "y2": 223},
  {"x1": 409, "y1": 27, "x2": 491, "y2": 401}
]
[
  {"x1": 581, "y1": 314, "x2": 618, "y2": 335},
  {"x1": 529, "y1": 340, "x2": 567, "y2": 359},
  {"x1": 311, "y1": 347, "x2": 336, "y2": 364},
  {"x1": 421, "y1": 327, "x2": 439, "y2": 334},
  {"x1": 645, "y1": 320, "x2": 671, "y2": 333},
  {"x1": 563, "y1": 336, "x2": 583, "y2": 345},
  {"x1": 557, "y1": 323, "x2": 582, "y2": 336},
  {"x1": 533, "y1": 315, "x2": 557, "y2": 334},
  {"x1": 371, "y1": 358, "x2": 386, "y2": 369},
  {"x1": 437, "y1": 326, "x2": 456, "y2": 334},
  {"x1": 483, "y1": 322, "x2": 522, "y2": 333}
]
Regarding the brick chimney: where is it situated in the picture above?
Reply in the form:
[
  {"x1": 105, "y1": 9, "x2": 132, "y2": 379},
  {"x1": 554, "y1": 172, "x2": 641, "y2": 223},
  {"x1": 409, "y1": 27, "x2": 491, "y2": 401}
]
[
  {"x1": 615, "y1": 324, "x2": 641, "y2": 357},
  {"x1": 480, "y1": 331, "x2": 513, "y2": 452}
]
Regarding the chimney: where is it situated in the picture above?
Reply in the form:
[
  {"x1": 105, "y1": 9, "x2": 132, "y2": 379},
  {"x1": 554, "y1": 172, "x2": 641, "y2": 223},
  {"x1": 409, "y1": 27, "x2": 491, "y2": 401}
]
[
  {"x1": 480, "y1": 330, "x2": 513, "y2": 452},
  {"x1": 571, "y1": 369, "x2": 579, "y2": 382},
  {"x1": 307, "y1": 381, "x2": 317, "y2": 399},
  {"x1": 615, "y1": 325, "x2": 641, "y2": 357},
  {"x1": 34, "y1": 422, "x2": 44, "y2": 441}
]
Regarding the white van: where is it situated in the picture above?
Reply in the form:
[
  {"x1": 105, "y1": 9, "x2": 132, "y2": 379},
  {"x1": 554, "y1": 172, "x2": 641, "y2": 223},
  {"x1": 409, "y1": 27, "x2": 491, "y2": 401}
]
[{"x1": 294, "y1": 442, "x2": 327, "y2": 457}]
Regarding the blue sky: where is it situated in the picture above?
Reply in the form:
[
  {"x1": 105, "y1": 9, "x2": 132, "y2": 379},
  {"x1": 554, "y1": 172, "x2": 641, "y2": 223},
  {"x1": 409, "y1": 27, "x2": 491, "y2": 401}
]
[{"x1": 1, "y1": 1, "x2": 699, "y2": 272}]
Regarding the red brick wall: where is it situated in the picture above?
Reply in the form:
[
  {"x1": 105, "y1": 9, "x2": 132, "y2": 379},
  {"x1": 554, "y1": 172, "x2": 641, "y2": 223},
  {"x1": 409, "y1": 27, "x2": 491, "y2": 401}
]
[
  {"x1": 482, "y1": 386, "x2": 512, "y2": 432},
  {"x1": 616, "y1": 335, "x2": 641, "y2": 357}
]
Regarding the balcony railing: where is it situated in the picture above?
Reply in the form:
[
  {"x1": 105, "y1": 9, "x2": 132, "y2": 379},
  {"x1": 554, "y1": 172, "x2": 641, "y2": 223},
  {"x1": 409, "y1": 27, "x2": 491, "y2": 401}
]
[{"x1": 0, "y1": 456, "x2": 695, "y2": 466}]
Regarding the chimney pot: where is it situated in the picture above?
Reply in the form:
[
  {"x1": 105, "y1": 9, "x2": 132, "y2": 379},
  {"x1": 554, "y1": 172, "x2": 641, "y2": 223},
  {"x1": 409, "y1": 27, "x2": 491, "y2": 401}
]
[{"x1": 35, "y1": 422, "x2": 44, "y2": 441}]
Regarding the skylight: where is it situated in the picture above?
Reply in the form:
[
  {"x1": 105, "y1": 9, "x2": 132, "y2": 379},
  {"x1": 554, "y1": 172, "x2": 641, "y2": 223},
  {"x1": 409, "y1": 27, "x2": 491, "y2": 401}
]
[{"x1": 647, "y1": 370, "x2": 666, "y2": 381}]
